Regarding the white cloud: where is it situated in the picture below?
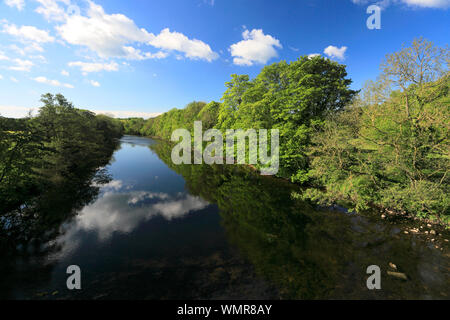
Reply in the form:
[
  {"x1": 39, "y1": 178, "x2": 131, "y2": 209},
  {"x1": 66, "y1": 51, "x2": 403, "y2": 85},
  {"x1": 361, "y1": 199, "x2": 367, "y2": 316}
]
[
  {"x1": 61, "y1": 69, "x2": 70, "y2": 76},
  {"x1": 0, "y1": 105, "x2": 36, "y2": 118},
  {"x1": 8, "y1": 43, "x2": 45, "y2": 57},
  {"x1": 4, "y1": 0, "x2": 24, "y2": 10},
  {"x1": 148, "y1": 28, "x2": 218, "y2": 61},
  {"x1": 93, "y1": 110, "x2": 162, "y2": 119},
  {"x1": 35, "y1": 0, "x2": 71, "y2": 22},
  {"x1": 56, "y1": 1, "x2": 154, "y2": 59},
  {"x1": 351, "y1": 0, "x2": 450, "y2": 8},
  {"x1": 10, "y1": 76, "x2": 19, "y2": 83},
  {"x1": 0, "y1": 52, "x2": 9, "y2": 60},
  {"x1": 89, "y1": 79, "x2": 100, "y2": 87},
  {"x1": 122, "y1": 46, "x2": 168, "y2": 60},
  {"x1": 67, "y1": 191, "x2": 209, "y2": 240},
  {"x1": 0, "y1": 74, "x2": 3, "y2": 79},
  {"x1": 33, "y1": 76, "x2": 74, "y2": 88},
  {"x1": 229, "y1": 28, "x2": 282, "y2": 66},
  {"x1": 52, "y1": 1, "x2": 217, "y2": 61},
  {"x1": 9, "y1": 58, "x2": 34, "y2": 71},
  {"x1": 308, "y1": 53, "x2": 321, "y2": 59},
  {"x1": 0, "y1": 106, "x2": 161, "y2": 119},
  {"x1": 68, "y1": 61, "x2": 119, "y2": 73},
  {"x1": 2, "y1": 22, "x2": 55, "y2": 43},
  {"x1": 402, "y1": 0, "x2": 450, "y2": 8},
  {"x1": 324, "y1": 45, "x2": 347, "y2": 60}
]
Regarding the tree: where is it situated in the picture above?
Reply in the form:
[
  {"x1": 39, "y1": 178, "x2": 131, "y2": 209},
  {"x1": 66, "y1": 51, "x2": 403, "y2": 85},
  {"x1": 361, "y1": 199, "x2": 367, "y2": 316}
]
[
  {"x1": 305, "y1": 39, "x2": 449, "y2": 222},
  {"x1": 381, "y1": 37, "x2": 449, "y2": 117}
]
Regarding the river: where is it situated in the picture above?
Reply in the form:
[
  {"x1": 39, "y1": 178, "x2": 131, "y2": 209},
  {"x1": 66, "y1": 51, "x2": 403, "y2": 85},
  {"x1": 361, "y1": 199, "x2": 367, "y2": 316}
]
[{"x1": 1, "y1": 135, "x2": 448, "y2": 299}]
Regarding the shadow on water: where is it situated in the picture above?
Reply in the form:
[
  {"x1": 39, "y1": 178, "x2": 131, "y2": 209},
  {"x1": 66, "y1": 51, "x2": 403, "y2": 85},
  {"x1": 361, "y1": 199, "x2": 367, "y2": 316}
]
[{"x1": 150, "y1": 141, "x2": 450, "y2": 300}]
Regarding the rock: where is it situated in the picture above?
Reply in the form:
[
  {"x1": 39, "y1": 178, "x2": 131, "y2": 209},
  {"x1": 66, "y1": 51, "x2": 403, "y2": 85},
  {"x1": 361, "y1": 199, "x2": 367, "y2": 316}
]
[
  {"x1": 403, "y1": 231, "x2": 409, "y2": 234},
  {"x1": 410, "y1": 228, "x2": 419, "y2": 233},
  {"x1": 425, "y1": 231, "x2": 429, "y2": 234},
  {"x1": 431, "y1": 239, "x2": 435, "y2": 242},
  {"x1": 389, "y1": 262, "x2": 397, "y2": 270},
  {"x1": 381, "y1": 214, "x2": 386, "y2": 219},
  {"x1": 427, "y1": 224, "x2": 432, "y2": 227},
  {"x1": 430, "y1": 230, "x2": 436, "y2": 235},
  {"x1": 387, "y1": 271, "x2": 407, "y2": 280}
]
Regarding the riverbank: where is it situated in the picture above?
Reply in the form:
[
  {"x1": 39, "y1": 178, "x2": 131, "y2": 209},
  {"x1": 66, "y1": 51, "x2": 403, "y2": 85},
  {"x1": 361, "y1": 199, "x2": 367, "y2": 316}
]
[{"x1": 128, "y1": 133, "x2": 449, "y2": 228}]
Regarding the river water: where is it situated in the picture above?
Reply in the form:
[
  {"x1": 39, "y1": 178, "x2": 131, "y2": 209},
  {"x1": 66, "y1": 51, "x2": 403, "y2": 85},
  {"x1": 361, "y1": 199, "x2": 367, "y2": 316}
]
[{"x1": 1, "y1": 136, "x2": 449, "y2": 299}]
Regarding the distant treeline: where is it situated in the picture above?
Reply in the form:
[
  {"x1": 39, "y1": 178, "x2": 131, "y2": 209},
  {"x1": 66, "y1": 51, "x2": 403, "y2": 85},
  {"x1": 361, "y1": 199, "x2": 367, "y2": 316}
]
[
  {"x1": 122, "y1": 38, "x2": 449, "y2": 223},
  {"x1": 0, "y1": 93, "x2": 123, "y2": 248}
]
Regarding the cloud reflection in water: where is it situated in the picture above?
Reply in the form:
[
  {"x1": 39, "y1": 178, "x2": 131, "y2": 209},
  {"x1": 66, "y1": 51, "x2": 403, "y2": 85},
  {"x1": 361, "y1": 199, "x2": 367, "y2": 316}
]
[{"x1": 53, "y1": 181, "x2": 209, "y2": 256}]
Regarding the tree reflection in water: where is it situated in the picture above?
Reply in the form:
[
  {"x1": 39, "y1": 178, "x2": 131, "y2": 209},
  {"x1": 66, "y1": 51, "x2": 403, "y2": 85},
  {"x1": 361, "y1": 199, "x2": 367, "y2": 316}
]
[{"x1": 150, "y1": 141, "x2": 450, "y2": 300}]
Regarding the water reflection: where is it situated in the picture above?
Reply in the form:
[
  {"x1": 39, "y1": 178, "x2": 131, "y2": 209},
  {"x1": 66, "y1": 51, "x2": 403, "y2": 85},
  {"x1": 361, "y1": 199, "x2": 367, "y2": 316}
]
[
  {"x1": 60, "y1": 189, "x2": 209, "y2": 244},
  {"x1": 150, "y1": 141, "x2": 450, "y2": 299},
  {"x1": 1, "y1": 136, "x2": 448, "y2": 300}
]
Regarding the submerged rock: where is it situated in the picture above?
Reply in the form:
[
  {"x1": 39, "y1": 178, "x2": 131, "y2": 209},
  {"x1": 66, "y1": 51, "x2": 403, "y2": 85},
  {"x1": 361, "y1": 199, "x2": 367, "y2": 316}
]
[
  {"x1": 387, "y1": 271, "x2": 408, "y2": 280},
  {"x1": 388, "y1": 262, "x2": 397, "y2": 270}
]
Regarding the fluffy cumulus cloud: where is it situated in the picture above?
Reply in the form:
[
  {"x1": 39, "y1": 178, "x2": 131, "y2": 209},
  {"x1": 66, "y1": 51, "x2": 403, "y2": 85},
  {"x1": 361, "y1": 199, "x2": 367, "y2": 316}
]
[
  {"x1": 56, "y1": 1, "x2": 153, "y2": 59},
  {"x1": 68, "y1": 61, "x2": 119, "y2": 74},
  {"x1": 148, "y1": 28, "x2": 218, "y2": 62},
  {"x1": 34, "y1": 76, "x2": 74, "y2": 88},
  {"x1": 53, "y1": 1, "x2": 218, "y2": 61},
  {"x1": 4, "y1": 0, "x2": 25, "y2": 10},
  {"x1": 351, "y1": 0, "x2": 450, "y2": 8},
  {"x1": 229, "y1": 28, "x2": 282, "y2": 66},
  {"x1": 1, "y1": 22, "x2": 55, "y2": 58},
  {"x1": 324, "y1": 45, "x2": 347, "y2": 60}
]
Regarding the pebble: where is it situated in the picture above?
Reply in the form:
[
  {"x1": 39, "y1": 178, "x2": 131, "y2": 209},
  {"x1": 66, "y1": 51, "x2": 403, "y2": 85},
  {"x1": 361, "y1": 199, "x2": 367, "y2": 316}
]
[
  {"x1": 387, "y1": 271, "x2": 408, "y2": 280},
  {"x1": 389, "y1": 262, "x2": 397, "y2": 270},
  {"x1": 430, "y1": 230, "x2": 436, "y2": 235}
]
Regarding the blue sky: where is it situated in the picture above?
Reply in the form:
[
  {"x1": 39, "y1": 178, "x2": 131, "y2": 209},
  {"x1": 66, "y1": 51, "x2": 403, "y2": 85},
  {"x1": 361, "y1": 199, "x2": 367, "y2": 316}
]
[{"x1": 0, "y1": 0, "x2": 448, "y2": 118}]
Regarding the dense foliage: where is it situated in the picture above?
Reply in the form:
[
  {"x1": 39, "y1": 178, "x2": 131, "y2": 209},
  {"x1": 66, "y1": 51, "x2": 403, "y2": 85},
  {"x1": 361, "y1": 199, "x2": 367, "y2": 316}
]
[
  {"x1": 123, "y1": 56, "x2": 357, "y2": 182},
  {"x1": 150, "y1": 141, "x2": 448, "y2": 299},
  {"x1": 0, "y1": 94, "x2": 123, "y2": 249},
  {"x1": 304, "y1": 38, "x2": 449, "y2": 223},
  {"x1": 123, "y1": 38, "x2": 449, "y2": 222}
]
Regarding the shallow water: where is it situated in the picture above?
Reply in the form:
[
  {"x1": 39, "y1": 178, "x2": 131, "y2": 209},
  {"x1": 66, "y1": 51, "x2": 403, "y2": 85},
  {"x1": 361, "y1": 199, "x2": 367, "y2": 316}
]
[{"x1": 1, "y1": 136, "x2": 448, "y2": 299}]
